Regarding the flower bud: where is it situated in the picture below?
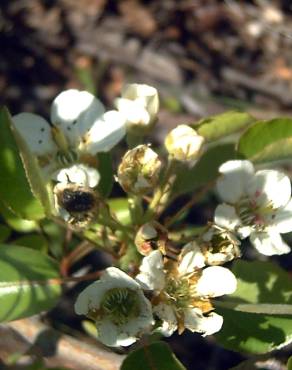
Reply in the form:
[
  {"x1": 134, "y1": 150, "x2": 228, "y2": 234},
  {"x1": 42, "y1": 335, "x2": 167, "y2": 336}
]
[
  {"x1": 165, "y1": 125, "x2": 204, "y2": 162},
  {"x1": 117, "y1": 145, "x2": 162, "y2": 195},
  {"x1": 135, "y1": 221, "x2": 168, "y2": 256},
  {"x1": 200, "y1": 224, "x2": 241, "y2": 265},
  {"x1": 115, "y1": 84, "x2": 159, "y2": 134}
]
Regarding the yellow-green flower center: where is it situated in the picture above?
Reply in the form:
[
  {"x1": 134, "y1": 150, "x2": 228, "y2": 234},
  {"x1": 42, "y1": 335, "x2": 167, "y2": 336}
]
[
  {"x1": 164, "y1": 277, "x2": 192, "y2": 309},
  {"x1": 100, "y1": 288, "x2": 140, "y2": 325}
]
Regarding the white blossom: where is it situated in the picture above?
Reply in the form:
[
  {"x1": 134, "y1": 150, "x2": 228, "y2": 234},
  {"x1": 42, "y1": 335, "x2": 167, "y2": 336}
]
[
  {"x1": 136, "y1": 248, "x2": 237, "y2": 337},
  {"x1": 75, "y1": 267, "x2": 153, "y2": 347},
  {"x1": 116, "y1": 84, "x2": 159, "y2": 133},
  {"x1": 216, "y1": 160, "x2": 292, "y2": 256},
  {"x1": 164, "y1": 125, "x2": 204, "y2": 162},
  {"x1": 13, "y1": 89, "x2": 126, "y2": 177}
]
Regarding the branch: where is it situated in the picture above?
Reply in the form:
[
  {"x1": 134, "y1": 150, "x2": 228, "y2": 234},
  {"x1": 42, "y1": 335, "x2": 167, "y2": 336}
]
[{"x1": 0, "y1": 317, "x2": 124, "y2": 370}]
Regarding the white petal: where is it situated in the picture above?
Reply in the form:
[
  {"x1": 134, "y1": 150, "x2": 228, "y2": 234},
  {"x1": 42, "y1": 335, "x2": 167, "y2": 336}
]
[
  {"x1": 136, "y1": 250, "x2": 165, "y2": 291},
  {"x1": 101, "y1": 267, "x2": 141, "y2": 290},
  {"x1": 51, "y1": 89, "x2": 105, "y2": 147},
  {"x1": 214, "y1": 204, "x2": 241, "y2": 231},
  {"x1": 179, "y1": 242, "x2": 205, "y2": 274},
  {"x1": 97, "y1": 320, "x2": 122, "y2": 347},
  {"x1": 74, "y1": 281, "x2": 104, "y2": 315},
  {"x1": 273, "y1": 200, "x2": 292, "y2": 233},
  {"x1": 184, "y1": 309, "x2": 223, "y2": 336},
  {"x1": 12, "y1": 113, "x2": 57, "y2": 156},
  {"x1": 247, "y1": 170, "x2": 291, "y2": 209},
  {"x1": 53, "y1": 164, "x2": 100, "y2": 188},
  {"x1": 82, "y1": 110, "x2": 126, "y2": 154},
  {"x1": 154, "y1": 303, "x2": 177, "y2": 337},
  {"x1": 116, "y1": 98, "x2": 150, "y2": 126},
  {"x1": 196, "y1": 266, "x2": 237, "y2": 297},
  {"x1": 250, "y1": 230, "x2": 291, "y2": 256},
  {"x1": 216, "y1": 160, "x2": 254, "y2": 203}
]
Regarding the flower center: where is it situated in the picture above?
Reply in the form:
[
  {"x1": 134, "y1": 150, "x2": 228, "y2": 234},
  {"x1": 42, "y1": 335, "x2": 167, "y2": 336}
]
[
  {"x1": 237, "y1": 196, "x2": 275, "y2": 231},
  {"x1": 100, "y1": 288, "x2": 140, "y2": 325},
  {"x1": 164, "y1": 277, "x2": 192, "y2": 309}
]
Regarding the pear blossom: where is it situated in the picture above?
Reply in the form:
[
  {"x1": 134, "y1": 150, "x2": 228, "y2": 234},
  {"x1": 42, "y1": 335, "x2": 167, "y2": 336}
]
[
  {"x1": 74, "y1": 267, "x2": 153, "y2": 347},
  {"x1": 12, "y1": 89, "x2": 126, "y2": 179},
  {"x1": 115, "y1": 83, "x2": 159, "y2": 133},
  {"x1": 164, "y1": 125, "x2": 205, "y2": 162},
  {"x1": 216, "y1": 160, "x2": 292, "y2": 256},
  {"x1": 136, "y1": 249, "x2": 237, "y2": 337}
]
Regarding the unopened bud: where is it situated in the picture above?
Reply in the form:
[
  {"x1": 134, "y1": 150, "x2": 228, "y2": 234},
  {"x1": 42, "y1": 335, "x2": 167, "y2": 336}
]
[
  {"x1": 135, "y1": 221, "x2": 168, "y2": 256},
  {"x1": 116, "y1": 84, "x2": 159, "y2": 134},
  {"x1": 165, "y1": 125, "x2": 204, "y2": 162},
  {"x1": 117, "y1": 145, "x2": 162, "y2": 195},
  {"x1": 200, "y1": 224, "x2": 241, "y2": 265}
]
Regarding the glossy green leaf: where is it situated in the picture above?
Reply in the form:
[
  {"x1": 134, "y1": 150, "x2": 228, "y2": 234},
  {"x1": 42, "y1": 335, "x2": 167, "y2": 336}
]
[
  {"x1": 121, "y1": 341, "x2": 186, "y2": 370},
  {"x1": 288, "y1": 356, "x2": 292, "y2": 370},
  {"x1": 196, "y1": 111, "x2": 255, "y2": 141},
  {"x1": 108, "y1": 198, "x2": 131, "y2": 225},
  {"x1": 97, "y1": 152, "x2": 113, "y2": 198},
  {"x1": 173, "y1": 143, "x2": 237, "y2": 195},
  {"x1": 13, "y1": 234, "x2": 48, "y2": 253},
  {"x1": 0, "y1": 245, "x2": 61, "y2": 322},
  {"x1": 0, "y1": 201, "x2": 38, "y2": 232},
  {"x1": 237, "y1": 118, "x2": 292, "y2": 163},
  {"x1": 215, "y1": 260, "x2": 292, "y2": 354},
  {"x1": 0, "y1": 107, "x2": 46, "y2": 220}
]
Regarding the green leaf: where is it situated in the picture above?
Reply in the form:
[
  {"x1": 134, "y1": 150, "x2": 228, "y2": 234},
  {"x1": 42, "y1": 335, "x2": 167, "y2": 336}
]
[
  {"x1": 173, "y1": 143, "x2": 237, "y2": 195},
  {"x1": 237, "y1": 118, "x2": 292, "y2": 163},
  {"x1": 13, "y1": 234, "x2": 48, "y2": 253},
  {"x1": 0, "y1": 201, "x2": 38, "y2": 232},
  {"x1": 215, "y1": 260, "x2": 292, "y2": 354},
  {"x1": 0, "y1": 107, "x2": 46, "y2": 220},
  {"x1": 288, "y1": 356, "x2": 292, "y2": 370},
  {"x1": 121, "y1": 341, "x2": 186, "y2": 370},
  {"x1": 0, "y1": 245, "x2": 61, "y2": 322},
  {"x1": 108, "y1": 198, "x2": 131, "y2": 225},
  {"x1": 97, "y1": 152, "x2": 113, "y2": 198},
  {"x1": 196, "y1": 111, "x2": 255, "y2": 141}
]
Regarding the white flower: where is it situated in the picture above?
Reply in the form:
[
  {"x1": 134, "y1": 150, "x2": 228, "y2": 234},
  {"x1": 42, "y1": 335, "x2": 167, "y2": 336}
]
[
  {"x1": 216, "y1": 160, "x2": 292, "y2": 256},
  {"x1": 164, "y1": 125, "x2": 204, "y2": 162},
  {"x1": 74, "y1": 267, "x2": 153, "y2": 347},
  {"x1": 13, "y1": 89, "x2": 126, "y2": 174},
  {"x1": 136, "y1": 249, "x2": 237, "y2": 337},
  {"x1": 115, "y1": 84, "x2": 159, "y2": 133}
]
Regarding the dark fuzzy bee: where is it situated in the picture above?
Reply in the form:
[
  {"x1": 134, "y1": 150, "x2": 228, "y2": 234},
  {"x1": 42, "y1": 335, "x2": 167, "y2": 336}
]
[{"x1": 54, "y1": 183, "x2": 99, "y2": 228}]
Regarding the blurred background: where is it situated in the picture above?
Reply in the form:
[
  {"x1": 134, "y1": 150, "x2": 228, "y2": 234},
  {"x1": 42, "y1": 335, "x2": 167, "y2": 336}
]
[{"x1": 1, "y1": 1, "x2": 292, "y2": 369}]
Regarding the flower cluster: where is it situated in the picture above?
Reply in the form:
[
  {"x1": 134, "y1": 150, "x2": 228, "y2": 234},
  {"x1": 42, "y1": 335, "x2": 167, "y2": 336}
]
[{"x1": 12, "y1": 83, "x2": 292, "y2": 349}]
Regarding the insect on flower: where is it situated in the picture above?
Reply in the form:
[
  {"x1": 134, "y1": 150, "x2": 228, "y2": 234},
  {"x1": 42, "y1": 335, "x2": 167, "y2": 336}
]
[{"x1": 54, "y1": 182, "x2": 100, "y2": 228}]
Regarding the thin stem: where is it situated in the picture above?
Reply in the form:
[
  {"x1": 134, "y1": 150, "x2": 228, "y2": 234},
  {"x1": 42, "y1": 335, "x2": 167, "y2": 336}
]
[
  {"x1": 164, "y1": 181, "x2": 215, "y2": 228},
  {"x1": 128, "y1": 194, "x2": 144, "y2": 226},
  {"x1": 144, "y1": 159, "x2": 177, "y2": 221}
]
